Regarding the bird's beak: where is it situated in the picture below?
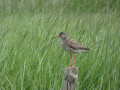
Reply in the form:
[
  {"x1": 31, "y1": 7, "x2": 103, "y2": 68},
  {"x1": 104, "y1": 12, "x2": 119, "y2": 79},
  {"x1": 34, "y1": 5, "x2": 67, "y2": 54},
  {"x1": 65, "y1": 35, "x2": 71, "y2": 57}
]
[
  {"x1": 52, "y1": 35, "x2": 60, "y2": 39},
  {"x1": 56, "y1": 35, "x2": 60, "y2": 37}
]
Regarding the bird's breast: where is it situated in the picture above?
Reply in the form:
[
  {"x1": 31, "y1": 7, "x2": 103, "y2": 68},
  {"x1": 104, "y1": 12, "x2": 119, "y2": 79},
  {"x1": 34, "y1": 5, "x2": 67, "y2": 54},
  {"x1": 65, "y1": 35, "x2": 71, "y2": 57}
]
[{"x1": 61, "y1": 40, "x2": 69, "y2": 51}]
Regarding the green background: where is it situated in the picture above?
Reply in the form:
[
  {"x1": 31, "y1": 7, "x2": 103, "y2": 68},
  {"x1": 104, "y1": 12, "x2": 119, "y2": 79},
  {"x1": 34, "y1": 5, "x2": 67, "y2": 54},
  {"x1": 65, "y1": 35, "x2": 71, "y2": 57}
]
[{"x1": 0, "y1": 0, "x2": 120, "y2": 90}]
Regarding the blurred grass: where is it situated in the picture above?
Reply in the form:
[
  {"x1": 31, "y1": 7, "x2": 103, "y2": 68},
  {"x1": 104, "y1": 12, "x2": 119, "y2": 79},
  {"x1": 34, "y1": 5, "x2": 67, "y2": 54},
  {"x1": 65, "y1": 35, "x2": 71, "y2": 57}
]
[
  {"x1": 0, "y1": 0, "x2": 120, "y2": 14},
  {"x1": 0, "y1": 0, "x2": 120, "y2": 90},
  {"x1": 0, "y1": 12, "x2": 120, "y2": 89}
]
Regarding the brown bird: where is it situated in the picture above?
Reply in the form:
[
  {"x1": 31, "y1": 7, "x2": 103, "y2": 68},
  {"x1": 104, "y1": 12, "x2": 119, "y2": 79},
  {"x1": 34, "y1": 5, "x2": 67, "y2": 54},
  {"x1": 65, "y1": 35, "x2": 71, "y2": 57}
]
[{"x1": 56, "y1": 32, "x2": 89, "y2": 68}]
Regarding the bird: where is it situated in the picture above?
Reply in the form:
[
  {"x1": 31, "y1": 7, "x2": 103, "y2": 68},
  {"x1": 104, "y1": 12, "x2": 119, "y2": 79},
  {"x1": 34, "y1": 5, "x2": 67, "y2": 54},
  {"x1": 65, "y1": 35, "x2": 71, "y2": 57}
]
[{"x1": 56, "y1": 32, "x2": 89, "y2": 68}]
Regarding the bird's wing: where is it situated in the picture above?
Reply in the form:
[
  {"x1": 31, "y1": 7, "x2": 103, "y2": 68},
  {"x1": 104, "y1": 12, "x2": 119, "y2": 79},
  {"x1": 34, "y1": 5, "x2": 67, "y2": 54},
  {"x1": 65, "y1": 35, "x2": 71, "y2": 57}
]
[{"x1": 67, "y1": 39, "x2": 89, "y2": 50}]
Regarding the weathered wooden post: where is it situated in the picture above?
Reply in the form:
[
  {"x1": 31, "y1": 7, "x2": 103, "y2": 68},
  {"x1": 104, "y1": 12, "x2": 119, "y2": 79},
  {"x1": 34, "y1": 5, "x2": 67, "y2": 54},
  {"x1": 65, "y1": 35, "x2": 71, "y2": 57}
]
[{"x1": 62, "y1": 67, "x2": 78, "y2": 90}]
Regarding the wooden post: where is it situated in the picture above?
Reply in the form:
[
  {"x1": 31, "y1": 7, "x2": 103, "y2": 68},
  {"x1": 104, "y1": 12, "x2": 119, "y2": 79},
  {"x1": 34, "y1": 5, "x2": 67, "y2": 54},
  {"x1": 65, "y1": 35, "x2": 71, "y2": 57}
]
[{"x1": 62, "y1": 67, "x2": 78, "y2": 90}]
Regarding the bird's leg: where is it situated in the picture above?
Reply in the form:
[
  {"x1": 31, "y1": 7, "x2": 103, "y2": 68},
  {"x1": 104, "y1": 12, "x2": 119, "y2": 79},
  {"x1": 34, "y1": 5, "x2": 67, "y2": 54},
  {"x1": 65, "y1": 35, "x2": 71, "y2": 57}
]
[
  {"x1": 68, "y1": 53, "x2": 72, "y2": 67},
  {"x1": 72, "y1": 55, "x2": 75, "y2": 68}
]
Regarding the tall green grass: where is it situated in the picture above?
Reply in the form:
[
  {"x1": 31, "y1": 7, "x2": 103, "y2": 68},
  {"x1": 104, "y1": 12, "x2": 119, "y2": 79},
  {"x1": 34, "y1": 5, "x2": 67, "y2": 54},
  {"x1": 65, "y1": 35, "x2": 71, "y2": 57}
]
[
  {"x1": 0, "y1": 12, "x2": 120, "y2": 89},
  {"x1": 0, "y1": 0, "x2": 120, "y2": 14}
]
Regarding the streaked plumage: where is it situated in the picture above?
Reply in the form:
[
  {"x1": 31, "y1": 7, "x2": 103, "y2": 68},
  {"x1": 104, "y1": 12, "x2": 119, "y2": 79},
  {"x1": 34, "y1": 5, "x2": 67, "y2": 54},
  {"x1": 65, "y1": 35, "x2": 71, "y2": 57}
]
[
  {"x1": 56, "y1": 32, "x2": 89, "y2": 68},
  {"x1": 61, "y1": 38, "x2": 89, "y2": 53}
]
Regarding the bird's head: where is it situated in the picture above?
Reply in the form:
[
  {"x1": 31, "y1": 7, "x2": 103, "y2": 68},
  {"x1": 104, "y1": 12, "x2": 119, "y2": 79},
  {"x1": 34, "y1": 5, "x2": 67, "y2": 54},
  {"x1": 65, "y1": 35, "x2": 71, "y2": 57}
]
[{"x1": 56, "y1": 32, "x2": 66, "y2": 39}]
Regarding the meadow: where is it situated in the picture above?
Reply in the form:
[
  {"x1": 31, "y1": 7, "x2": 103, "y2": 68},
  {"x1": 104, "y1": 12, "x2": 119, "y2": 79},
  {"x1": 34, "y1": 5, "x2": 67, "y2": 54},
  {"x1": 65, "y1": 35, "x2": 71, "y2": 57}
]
[{"x1": 0, "y1": 0, "x2": 120, "y2": 90}]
